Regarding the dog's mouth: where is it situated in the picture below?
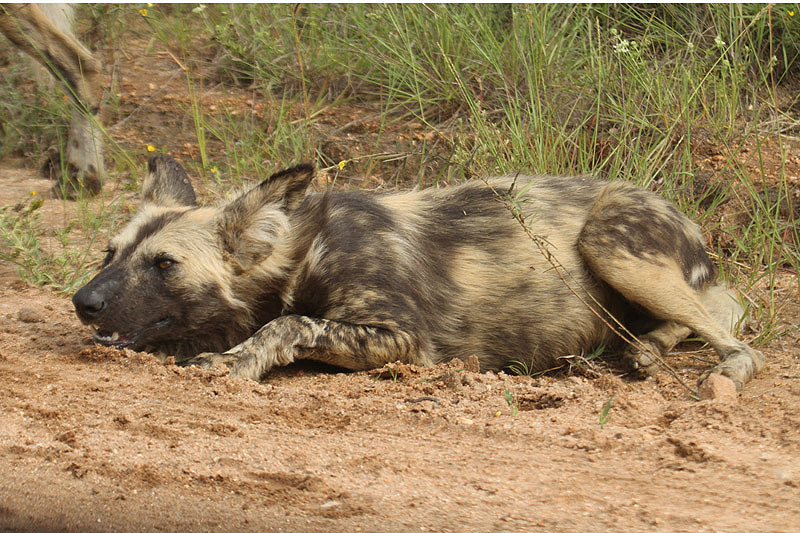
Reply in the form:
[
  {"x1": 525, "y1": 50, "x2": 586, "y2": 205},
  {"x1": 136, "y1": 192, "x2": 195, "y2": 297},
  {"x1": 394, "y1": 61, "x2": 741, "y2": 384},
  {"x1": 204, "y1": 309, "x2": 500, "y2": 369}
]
[
  {"x1": 90, "y1": 318, "x2": 172, "y2": 349},
  {"x1": 92, "y1": 328, "x2": 132, "y2": 348}
]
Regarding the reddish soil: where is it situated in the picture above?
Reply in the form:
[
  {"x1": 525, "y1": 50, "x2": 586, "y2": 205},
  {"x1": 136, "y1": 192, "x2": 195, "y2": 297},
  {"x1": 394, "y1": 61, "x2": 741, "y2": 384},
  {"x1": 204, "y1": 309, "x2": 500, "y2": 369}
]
[
  {"x1": 2, "y1": 17, "x2": 800, "y2": 533},
  {"x1": 1, "y1": 248, "x2": 799, "y2": 531}
]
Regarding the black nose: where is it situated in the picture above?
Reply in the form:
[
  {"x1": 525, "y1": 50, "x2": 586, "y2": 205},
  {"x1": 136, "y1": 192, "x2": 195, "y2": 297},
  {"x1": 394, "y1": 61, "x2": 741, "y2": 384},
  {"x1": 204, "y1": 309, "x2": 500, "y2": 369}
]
[
  {"x1": 73, "y1": 269, "x2": 122, "y2": 323},
  {"x1": 73, "y1": 286, "x2": 107, "y2": 321}
]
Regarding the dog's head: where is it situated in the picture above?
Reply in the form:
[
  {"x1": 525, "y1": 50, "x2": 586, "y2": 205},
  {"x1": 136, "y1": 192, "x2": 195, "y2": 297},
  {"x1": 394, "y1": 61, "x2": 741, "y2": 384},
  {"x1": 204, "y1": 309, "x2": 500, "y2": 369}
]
[{"x1": 72, "y1": 155, "x2": 314, "y2": 357}]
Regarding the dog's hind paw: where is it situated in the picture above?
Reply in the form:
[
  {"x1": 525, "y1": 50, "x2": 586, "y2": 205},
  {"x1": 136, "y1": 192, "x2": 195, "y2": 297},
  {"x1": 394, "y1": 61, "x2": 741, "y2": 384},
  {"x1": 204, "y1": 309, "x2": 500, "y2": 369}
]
[
  {"x1": 698, "y1": 347, "x2": 765, "y2": 391},
  {"x1": 623, "y1": 340, "x2": 662, "y2": 377}
]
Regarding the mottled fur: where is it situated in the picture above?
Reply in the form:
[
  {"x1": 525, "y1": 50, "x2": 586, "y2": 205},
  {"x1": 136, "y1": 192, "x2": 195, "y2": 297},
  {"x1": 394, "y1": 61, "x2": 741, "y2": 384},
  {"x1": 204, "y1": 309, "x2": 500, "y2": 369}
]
[
  {"x1": 0, "y1": 3, "x2": 104, "y2": 195},
  {"x1": 73, "y1": 156, "x2": 765, "y2": 389}
]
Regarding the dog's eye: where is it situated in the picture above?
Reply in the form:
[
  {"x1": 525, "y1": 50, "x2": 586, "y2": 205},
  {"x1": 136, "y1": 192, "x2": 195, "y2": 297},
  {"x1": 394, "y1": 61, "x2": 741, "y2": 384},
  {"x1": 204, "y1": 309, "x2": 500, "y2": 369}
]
[
  {"x1": 102, "y1": 247, "x2": 116, "y2": 267},
  {"x1": 154, "y1": 257, "x2": 176, "y2": 271}
]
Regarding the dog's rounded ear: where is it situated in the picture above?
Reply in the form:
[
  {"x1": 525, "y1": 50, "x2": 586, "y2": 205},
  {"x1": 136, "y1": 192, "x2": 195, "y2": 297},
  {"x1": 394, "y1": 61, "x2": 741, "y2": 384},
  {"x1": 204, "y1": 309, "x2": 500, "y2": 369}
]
[
  {"x1": 253, "y1": 163, "x2": 315, "y2": 211},
  {"x1": 142, "y1": 155, "x2": 197, "y2": 207},
  {"x1": 216, "y1": 164, "x2": 314, "y2": 273}
]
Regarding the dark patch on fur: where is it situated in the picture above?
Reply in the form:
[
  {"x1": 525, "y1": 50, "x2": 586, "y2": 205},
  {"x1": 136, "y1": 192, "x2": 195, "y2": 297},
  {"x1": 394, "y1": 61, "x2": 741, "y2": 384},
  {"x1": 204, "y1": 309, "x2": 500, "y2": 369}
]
[
  {"x1": 580, "y1": 185, "x2": 715, "y2": 287},
  {"x1": 43, "y1": 51, "x2": 79, "y2": 104},
  {"x1": 321, "y1": 192, "x2": 397, "y2": 253},
  {"x1": 117, "y1": 211, "x2": 185, "y2": 263},
  {"x1": 288, "y1": 267, "x2": 331, "y2": 318},
  {"x1": 167, "y1": 282, "x2": 257, "y2": 355}
]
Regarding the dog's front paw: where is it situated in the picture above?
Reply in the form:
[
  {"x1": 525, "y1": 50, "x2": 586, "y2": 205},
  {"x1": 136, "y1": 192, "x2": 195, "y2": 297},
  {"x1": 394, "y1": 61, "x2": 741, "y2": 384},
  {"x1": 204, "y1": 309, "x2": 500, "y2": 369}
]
[{"x1": 180, "y1": 352, "x2": 236, "y2": 370}]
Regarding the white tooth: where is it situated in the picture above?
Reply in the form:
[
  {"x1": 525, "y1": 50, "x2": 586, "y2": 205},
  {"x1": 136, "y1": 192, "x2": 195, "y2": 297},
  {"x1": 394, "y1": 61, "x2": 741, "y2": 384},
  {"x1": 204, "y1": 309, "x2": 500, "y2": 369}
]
[{"x1": 111, "y1": 331, "x2": 119, "y2": 341}]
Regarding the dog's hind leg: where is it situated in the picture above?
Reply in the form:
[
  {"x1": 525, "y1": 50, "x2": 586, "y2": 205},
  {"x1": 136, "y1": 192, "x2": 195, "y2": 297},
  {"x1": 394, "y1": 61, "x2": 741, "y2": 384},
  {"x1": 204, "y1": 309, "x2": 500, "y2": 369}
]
[
  {"x1": 183, "y1": 315, "x2": 428, "y2": 381},
  {"x1": 577, "y1": 182, "x2": 764, "y2": 389},
  {"x1": 611, "y1": 286, "x2": 746, "y2": 376}
]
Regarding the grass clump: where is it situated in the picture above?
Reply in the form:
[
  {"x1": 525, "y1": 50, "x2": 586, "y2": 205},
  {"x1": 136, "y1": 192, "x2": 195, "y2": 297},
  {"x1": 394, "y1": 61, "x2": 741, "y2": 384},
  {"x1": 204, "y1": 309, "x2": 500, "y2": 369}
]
[{"x1": 0, "y1": 193, "x2": 114, "y2": 294}]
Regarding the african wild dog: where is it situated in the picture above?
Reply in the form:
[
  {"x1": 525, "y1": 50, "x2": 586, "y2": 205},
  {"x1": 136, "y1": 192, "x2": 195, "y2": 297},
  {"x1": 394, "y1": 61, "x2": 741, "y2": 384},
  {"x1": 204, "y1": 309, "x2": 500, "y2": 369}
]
[
  {"x1": 0, "y1": 3, "x2": 105, "y2": 195},
  {"x1": 73, "y1": 156, "x2": 765, "y2": 389}
]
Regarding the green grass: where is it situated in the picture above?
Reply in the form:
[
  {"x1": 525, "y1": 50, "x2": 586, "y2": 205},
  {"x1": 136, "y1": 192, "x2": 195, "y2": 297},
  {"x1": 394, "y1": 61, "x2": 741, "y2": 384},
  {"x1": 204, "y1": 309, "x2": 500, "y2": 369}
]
[
  {"x1": 0, "y1": 192, "x2": 123, "y2": 293},
  {"x1": 599, "y1": 395, "x2": 615, "y2": 426},
  {"x1": 0, "y1": 4, "x2": 797, "y2": 340}
]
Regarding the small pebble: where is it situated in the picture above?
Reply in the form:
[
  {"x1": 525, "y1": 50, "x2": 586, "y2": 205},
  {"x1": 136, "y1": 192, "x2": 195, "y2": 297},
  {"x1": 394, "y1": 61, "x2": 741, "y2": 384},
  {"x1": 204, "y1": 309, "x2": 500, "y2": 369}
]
[
  {"x1": 698, "y1": 373, "x2": 738, "y2": 404},
  {"x1": 17, "y1": 306, "x2": 44, "y2": 323}
]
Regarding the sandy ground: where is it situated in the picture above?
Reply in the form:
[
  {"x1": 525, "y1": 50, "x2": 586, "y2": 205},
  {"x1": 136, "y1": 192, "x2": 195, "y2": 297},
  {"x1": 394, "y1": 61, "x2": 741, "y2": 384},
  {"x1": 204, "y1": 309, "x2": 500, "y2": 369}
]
[{"x1": 1, "y1": 168, "x2": 799, "y2": 532}]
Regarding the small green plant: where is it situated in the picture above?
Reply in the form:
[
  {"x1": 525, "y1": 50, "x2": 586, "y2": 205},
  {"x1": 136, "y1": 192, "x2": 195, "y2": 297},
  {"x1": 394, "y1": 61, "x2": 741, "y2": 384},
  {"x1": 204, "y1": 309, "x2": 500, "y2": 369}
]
[
  {"x1": 509, "y1": 345, "x2": 609, "y2": 378},
  {"x1": 585, "y1": 344, "x2": 606, "y2": 362},
  {"x1": 507, "y1": 348, "x2": 538, "y2": 377},
  {"x1": 599, "y1": 395, "x2": 615, "y2": 426},
  {"x1": 556, "y1": 346, "x2": 608, "y2": 379},
  {"x1": 503, "y1": 386, "x2": 519, "y2": 416},
  {"x1": 374, "y1": 361, "x2": 402, "y2": 383},
  {"x1": 507, "y1": 358, "x2": 534, "y2": 377}
]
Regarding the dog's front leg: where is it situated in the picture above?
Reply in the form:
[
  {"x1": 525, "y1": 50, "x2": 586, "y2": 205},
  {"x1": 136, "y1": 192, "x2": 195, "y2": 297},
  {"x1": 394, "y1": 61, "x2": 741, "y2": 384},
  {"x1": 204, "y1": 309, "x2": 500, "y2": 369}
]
[{"x1": 184, "y1": 314, "x2": 421, "y2": 381}]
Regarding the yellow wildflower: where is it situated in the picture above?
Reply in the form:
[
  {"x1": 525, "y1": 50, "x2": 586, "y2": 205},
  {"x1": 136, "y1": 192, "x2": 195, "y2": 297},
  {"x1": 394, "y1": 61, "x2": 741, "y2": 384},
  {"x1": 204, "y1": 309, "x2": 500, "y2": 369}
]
[
  {"x1": 338, "y1": 160, "x2": 346, "y2": 170},
  {"x1": 30, "y1": 190, "x2": 37, "y2": 196},
  {"x1": 789, "y1": 10, "x2": 795, "y2": 17},
  {"x1": 210, "y1": 166, "x2": 217, "y2": 173},
  {"x1": 146, "y1": 144, "x2": 155, "y2": 152},
  {"x1": 139, "y1": 8, "x2": 147, "y2": 17}
]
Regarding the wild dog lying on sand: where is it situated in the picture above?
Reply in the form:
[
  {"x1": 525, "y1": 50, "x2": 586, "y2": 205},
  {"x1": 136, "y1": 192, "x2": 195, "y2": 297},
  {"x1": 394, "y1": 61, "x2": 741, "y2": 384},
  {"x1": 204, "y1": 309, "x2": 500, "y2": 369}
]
[
  {"x1": 73, "y1": 156, "x2": 765, "y2": 389},
  {"x1": 0, "y1": 3, "x2": 105, "y2": 196}
]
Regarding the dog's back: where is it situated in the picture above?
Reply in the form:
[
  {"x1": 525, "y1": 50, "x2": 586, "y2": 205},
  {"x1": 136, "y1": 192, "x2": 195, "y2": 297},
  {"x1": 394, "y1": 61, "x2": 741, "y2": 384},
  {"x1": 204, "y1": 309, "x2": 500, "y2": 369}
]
[{"x1": 287, "y1": 175, "x2": 629, "y2": 372}]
